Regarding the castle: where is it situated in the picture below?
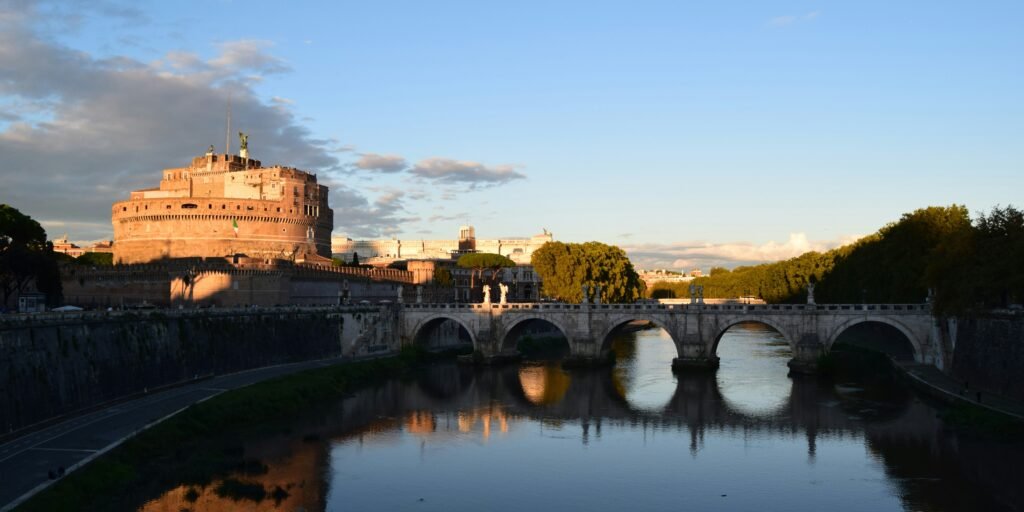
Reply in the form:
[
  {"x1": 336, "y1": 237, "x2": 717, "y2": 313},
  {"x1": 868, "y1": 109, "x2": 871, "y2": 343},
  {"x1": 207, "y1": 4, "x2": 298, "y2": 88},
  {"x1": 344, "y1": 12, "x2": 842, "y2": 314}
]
[{"x1": 112, "y1": 150, "x2": 333, "y2": 264}]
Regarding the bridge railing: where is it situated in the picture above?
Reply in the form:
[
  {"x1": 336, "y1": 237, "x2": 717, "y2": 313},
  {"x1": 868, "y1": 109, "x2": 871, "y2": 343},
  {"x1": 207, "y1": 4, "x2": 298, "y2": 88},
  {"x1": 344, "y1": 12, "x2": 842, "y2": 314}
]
[{"x1": 400, "y1": 302, "x2": 932, "y2": 314}]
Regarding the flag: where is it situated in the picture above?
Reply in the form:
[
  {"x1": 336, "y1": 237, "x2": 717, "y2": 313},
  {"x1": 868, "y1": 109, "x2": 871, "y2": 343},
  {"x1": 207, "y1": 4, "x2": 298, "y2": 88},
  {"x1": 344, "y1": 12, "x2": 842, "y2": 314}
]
[{"x1": 232, "y1": 218, "x2": 239, "y2": 237}]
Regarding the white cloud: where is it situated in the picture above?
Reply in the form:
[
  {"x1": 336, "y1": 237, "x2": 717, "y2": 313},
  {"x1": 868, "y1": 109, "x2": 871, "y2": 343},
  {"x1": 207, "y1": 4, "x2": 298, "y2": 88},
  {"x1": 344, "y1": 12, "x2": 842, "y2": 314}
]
[{"x1": 625, "y1": 233, "x2": 860, "y2": 271}]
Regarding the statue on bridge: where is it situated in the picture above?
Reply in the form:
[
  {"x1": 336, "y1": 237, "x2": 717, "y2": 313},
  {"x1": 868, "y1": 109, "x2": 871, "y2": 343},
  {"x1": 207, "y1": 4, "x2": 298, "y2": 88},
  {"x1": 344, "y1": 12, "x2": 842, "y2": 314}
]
[
  {"x1": 689, "y1": 283, "x2": 696, "y2": 304},
  {"x1": 807, "y1": 282, "x2": 816, "y2": 305},
  {"x1": 416, "y1": 286, "x2": 423, "y2": 304},
  {"x1": 594, "y1": 284, "x2": 602, "y2": 305},
  {"x1": 483, "y1": 284, "x2": 491, "y2": 304},
  {"x1": 499, "y1": 283, "x2": 509, "y2": 304},
  {"x1": 581, "y1": 284, "x2": 589, "y2": 304},
  {"x1": 396, "y1": 285, "x2": 403, "y2": 304}
]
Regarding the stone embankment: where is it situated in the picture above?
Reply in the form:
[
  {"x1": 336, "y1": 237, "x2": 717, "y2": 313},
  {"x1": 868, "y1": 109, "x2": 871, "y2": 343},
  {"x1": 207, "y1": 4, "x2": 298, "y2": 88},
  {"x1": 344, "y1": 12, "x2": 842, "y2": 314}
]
[
  {"x1": 947, "y1": 312, "x2": 1024, "y2": 403},
  {"x1": 0, "y1": 306, "x2": 399, "y2": 433}
]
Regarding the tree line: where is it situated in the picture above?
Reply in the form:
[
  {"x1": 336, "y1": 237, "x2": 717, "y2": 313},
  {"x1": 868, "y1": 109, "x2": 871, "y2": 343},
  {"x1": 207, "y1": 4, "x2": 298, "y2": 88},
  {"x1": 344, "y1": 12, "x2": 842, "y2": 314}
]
[{"x1": 647, "y1": 205, "x2": 1023, "y2": 315}]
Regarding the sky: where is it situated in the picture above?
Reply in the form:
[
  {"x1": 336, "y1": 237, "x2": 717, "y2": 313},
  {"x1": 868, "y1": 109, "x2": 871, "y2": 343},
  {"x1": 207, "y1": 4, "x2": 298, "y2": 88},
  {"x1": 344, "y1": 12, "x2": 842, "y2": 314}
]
[{"x1": 0, "y1": 0, "x2": 1021, "y2": 270}]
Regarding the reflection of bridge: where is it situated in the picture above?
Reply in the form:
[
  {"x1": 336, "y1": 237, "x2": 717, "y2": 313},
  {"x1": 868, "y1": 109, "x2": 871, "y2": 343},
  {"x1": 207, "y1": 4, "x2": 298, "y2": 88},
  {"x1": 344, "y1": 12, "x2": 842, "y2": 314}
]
[
  {"x1": 328, "y1": 363, "x2": 938, "y2": 451},
  {"x1": 400, "y1": 302, "x2": 943, "y2": 372}
]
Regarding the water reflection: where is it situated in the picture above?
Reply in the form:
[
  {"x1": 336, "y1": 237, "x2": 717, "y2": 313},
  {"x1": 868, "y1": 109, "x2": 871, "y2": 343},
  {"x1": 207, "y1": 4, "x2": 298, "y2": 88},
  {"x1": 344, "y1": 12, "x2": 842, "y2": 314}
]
[
  {"x1": 715, "y1": 322, "x2": 793, "y2": 417},
  {"x1": 609, "y1": 326, "x2": 678, "y2": 410},
  {"x1": 142, "y1": 324, "x2": 1024, "y2": 512}
]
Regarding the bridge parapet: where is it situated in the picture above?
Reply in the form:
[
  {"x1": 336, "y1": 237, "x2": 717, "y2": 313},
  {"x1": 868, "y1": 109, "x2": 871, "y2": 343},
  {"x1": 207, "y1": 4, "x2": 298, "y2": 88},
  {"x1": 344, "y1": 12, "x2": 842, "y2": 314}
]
[
  {"x1": 399, "y1": 302, "x2": 942, "y2": 372},
  {"x1": 401, "y1": 302, "x2": 931, "y2": 314}
]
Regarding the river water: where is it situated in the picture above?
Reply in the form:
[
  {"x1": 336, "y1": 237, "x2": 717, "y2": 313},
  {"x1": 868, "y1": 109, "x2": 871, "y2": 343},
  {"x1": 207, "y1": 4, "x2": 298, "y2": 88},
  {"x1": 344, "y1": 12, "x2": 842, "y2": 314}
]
[{"x1": 143, "y1": 323, "x2": 1024, "y2": 511}]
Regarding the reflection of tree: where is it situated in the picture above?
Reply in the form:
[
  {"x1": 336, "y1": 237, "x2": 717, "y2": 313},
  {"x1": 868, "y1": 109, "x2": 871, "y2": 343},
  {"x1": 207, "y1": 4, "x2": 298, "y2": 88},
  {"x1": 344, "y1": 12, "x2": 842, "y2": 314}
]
[{"x1": 863, "y1": 402, "x2": 1024, "y2": 511}]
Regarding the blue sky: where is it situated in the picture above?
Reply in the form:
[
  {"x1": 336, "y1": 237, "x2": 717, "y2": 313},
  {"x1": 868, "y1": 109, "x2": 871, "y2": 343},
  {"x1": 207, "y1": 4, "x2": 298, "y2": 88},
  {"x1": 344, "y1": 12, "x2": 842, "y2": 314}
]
[{"x1": 0, "y1": 1, "x2": 1021, "y2": 269}]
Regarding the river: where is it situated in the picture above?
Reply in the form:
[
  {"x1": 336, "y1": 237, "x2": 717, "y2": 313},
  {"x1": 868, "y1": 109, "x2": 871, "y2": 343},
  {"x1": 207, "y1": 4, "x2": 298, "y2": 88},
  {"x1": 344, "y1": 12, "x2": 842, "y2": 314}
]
[{"x1": 141, "y1": 323, "x2": 1023, "y2": 511}]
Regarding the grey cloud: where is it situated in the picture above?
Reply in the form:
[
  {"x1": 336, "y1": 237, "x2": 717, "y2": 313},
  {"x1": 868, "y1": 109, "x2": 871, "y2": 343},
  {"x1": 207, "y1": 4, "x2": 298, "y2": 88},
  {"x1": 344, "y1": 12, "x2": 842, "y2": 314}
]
[
  {"x1": 325, "y1": 183, "x2": 416, "y2": 238},
  {"x1": 353, "y1": 153, "x2": 408, "y2": 173},
  {"x1": 409, "y1": 157, "x2": 525, "y2": 186},
  {"x1": 0, "y1": 5, "x2": 339, "y2": 241}
]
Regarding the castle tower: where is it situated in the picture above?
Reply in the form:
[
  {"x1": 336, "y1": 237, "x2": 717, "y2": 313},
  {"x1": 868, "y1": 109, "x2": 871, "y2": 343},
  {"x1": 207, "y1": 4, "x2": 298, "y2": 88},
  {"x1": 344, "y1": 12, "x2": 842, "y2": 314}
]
[{"x1": 111, "y1": 151, "x2": 333, "y2": 264}]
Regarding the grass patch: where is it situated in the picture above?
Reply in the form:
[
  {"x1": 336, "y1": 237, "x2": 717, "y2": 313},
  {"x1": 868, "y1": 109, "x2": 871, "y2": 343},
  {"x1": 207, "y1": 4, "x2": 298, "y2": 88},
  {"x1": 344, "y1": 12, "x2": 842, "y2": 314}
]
[{"x1": 17, "y1": 356, "x2": 415, "y2": 512}]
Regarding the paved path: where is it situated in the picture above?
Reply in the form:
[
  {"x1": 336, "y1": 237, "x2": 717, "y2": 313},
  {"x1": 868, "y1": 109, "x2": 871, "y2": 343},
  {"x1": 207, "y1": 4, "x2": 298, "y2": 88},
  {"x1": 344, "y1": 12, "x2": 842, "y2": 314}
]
[
  {"x1": 897, "y1": 362, "x2": 1024, "y2": 420},
  {"x1": 0, "y1": 357, "x2": 356, "y2": 511}
]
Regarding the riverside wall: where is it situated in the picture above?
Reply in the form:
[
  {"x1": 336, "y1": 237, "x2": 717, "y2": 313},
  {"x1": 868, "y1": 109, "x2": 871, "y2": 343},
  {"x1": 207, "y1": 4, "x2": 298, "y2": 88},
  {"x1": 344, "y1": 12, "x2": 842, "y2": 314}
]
[
  {"x1": 0, "y1": 306, "x2": 399, "y2": 433},
  {"x1": 948, "y1": 313, "x2": 1024, "y2": 402}
]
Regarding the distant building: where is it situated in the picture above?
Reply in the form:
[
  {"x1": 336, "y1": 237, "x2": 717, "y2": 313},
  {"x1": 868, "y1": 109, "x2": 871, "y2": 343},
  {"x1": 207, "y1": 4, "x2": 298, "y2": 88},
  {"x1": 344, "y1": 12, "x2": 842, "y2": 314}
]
[
  {"x1": 638, "y1": 269, "x2": 694, "y2": 288},
  {"x1": 52, "y1": 234, "x2": 86, "y2": 258},
  {"x1": 52, "y1": 234, "x2": 115, "y2": 258},
  {"x1": 332, "y1": 226, "x2": 554, "y2": 266},
  {"x1": 405, "y1": 259, "x2": 541, "y2": 303},
  {"x1": 112, "y1": 151, "x2": 333, "y2": 264}
]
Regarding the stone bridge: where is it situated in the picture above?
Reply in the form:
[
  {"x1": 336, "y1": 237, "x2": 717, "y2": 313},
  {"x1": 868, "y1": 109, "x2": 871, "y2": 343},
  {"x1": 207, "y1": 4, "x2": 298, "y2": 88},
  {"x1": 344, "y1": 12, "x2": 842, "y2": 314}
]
[{"x1": 399, "y1": 302, "x2": 943, "y2": 372}]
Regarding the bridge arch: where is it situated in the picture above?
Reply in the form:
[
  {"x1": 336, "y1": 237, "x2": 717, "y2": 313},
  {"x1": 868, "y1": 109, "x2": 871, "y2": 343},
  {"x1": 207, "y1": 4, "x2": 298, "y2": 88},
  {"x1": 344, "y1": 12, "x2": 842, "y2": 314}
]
[
  {"x1": 710, "y1": 318, "x2": 796, "y2": 356},
  {"x1": 825, "y1": 316, "x2": 921, "y2": 361},
  {"x1": 597, "y1": 315, "x2": 680, "y2": 355},
  {"x1": 499, "y1": 315, "x2": 574, "y2": 353},
  {"x1": 410, "y1": 315, "x2": 478, "y2": 351}
]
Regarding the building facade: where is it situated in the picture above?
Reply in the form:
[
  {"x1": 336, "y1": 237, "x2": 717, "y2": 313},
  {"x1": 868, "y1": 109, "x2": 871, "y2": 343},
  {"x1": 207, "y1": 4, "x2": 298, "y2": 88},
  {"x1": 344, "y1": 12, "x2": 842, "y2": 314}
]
[
  {"x1": 112, "y1": 152, "x2": 333, "y2": 264},
  {"x1": 332, "y1": 226, "x2": 553, "y2": 265}
]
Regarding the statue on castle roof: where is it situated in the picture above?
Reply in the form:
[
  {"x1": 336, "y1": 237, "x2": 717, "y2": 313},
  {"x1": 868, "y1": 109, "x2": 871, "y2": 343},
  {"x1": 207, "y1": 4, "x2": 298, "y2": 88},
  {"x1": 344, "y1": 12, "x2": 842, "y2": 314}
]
[{"x1": 238, "y1": 132, "x2": 249, "y2": 159}]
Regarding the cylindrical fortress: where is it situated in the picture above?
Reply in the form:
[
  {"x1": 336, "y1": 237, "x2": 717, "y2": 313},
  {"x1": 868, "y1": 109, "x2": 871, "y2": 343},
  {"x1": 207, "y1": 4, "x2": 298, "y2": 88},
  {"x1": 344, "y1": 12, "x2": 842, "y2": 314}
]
[{"x1": 112, "y1": 153, "x2": 333, "y2": 264}]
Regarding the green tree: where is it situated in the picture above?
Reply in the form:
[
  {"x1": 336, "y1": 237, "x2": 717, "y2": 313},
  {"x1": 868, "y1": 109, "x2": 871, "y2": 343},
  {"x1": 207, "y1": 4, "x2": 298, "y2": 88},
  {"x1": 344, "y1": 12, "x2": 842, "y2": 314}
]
[
  {"x1": 76, "y1": 252, "x2": 113, "y2": 266},
  {"x1": 709, "y1": 266, "x2": 730, "y2": 276},
  {"x1": 531, "y1": 241, "x2": 645, "y2": 303},
  {"x1": 927, "y1": 205, "x2": 1024, "y2": 314},
  {"x1": 457, "y1": 253, "x2": 515, "y2": 291},
  {"x1": 433, "y1": 266, "x2": 453, "y2": 287},
  {"x1": 0, "y1": 204, "x2": 62, "y2": 307}
]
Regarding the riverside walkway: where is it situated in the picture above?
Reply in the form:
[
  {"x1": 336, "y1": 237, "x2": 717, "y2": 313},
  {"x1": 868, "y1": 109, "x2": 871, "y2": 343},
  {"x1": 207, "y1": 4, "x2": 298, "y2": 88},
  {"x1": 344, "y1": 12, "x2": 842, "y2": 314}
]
[
  {"x1": 0, "y1": 356, "x2": 355, "y2": 511},
  {"x1": 896, "y1": 362, "x2": 1024, "y2": 421}
]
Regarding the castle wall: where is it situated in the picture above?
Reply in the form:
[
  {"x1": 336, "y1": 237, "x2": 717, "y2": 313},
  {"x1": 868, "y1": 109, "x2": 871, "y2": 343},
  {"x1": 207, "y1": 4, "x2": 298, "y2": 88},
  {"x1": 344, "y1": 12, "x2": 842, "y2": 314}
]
[{"x1": 60, "y1": 260, "x2": 414, "y2": 309}]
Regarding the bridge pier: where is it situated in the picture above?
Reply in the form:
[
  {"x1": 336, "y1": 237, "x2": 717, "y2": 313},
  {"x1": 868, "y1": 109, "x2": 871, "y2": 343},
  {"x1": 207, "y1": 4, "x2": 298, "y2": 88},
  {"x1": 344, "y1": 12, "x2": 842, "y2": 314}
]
[
  {"x1": 787, "y1": 338, "x2": 824, "y2": 374},
  {"x1": 671, "y1": 342, "x2": 720, "y2": 371}
]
